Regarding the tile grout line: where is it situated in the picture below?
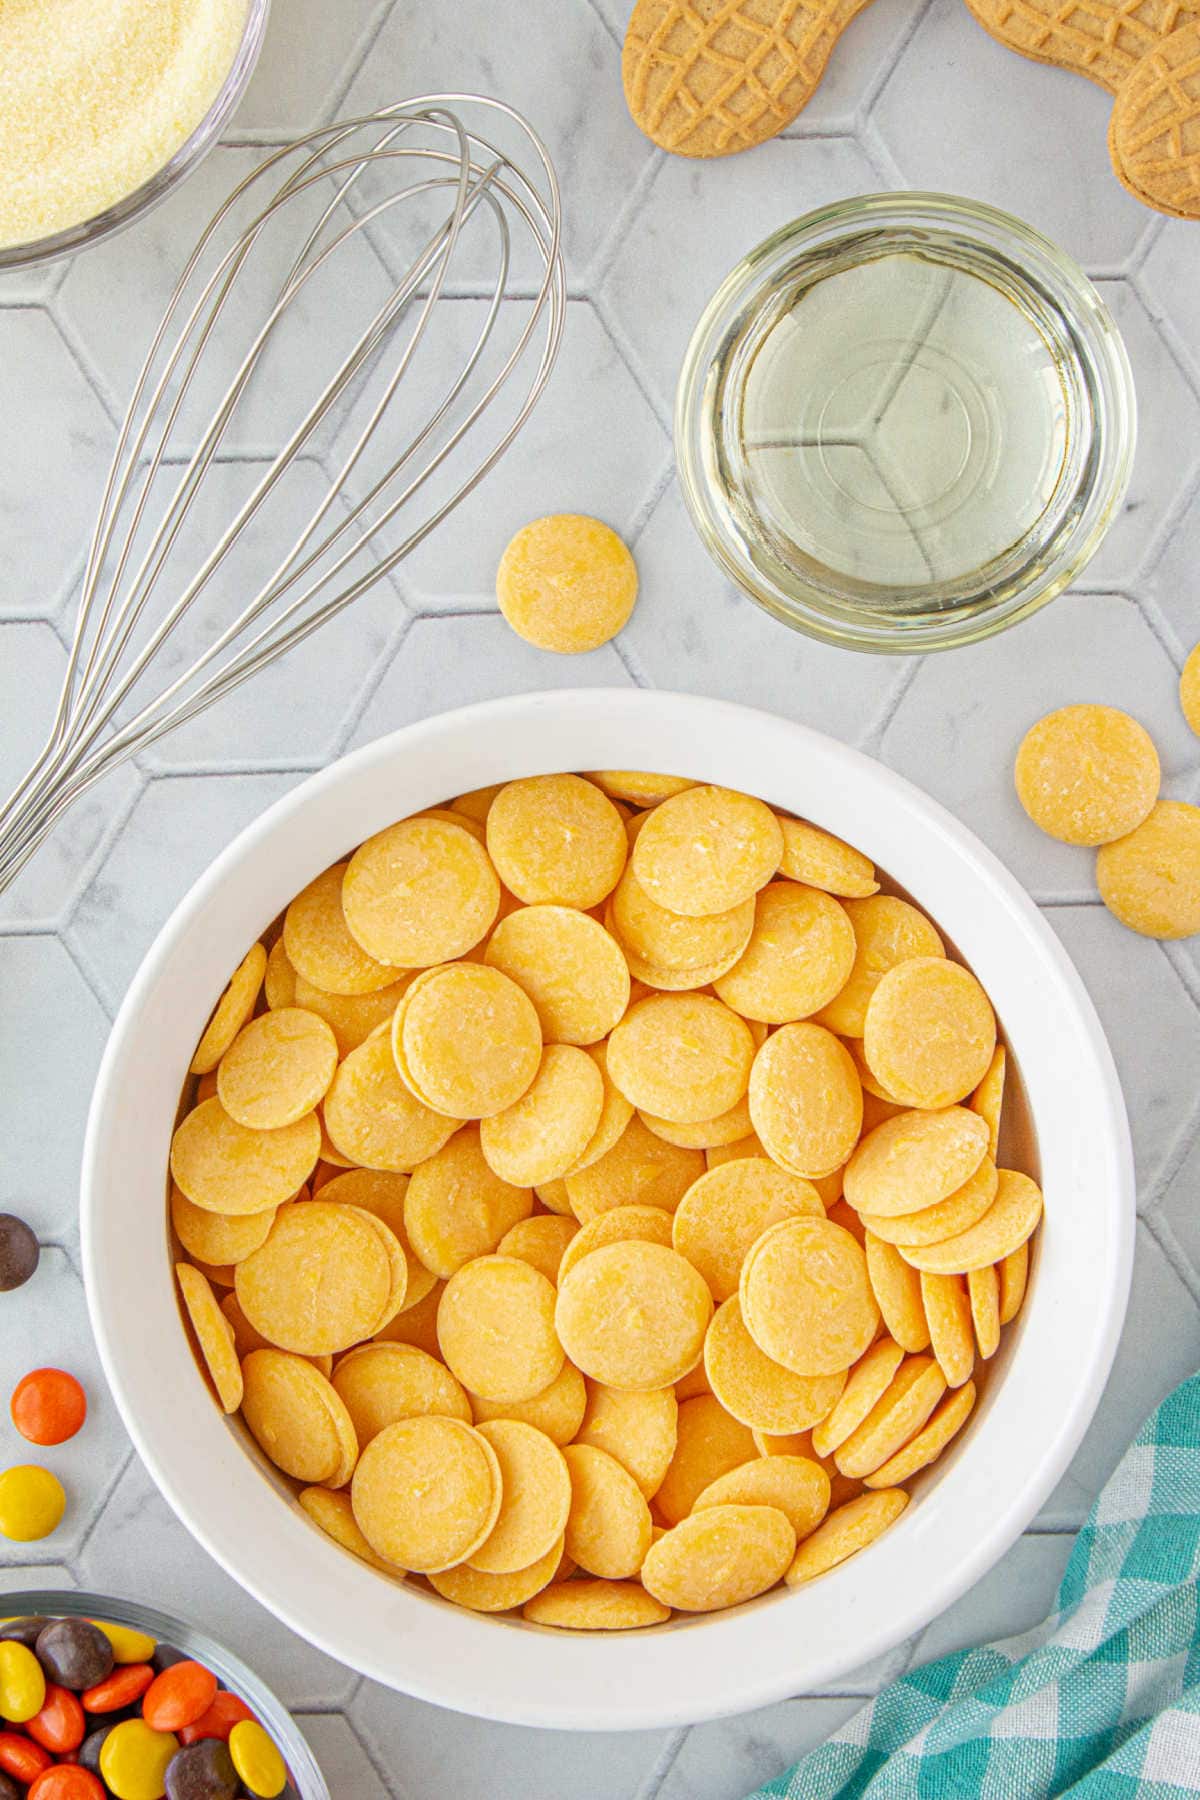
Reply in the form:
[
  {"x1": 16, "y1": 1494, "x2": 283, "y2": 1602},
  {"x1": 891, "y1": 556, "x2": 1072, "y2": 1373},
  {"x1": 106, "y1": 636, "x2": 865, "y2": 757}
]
[{"x1": 633, "y1": 1725, "x2": 691, "y2": 1800}]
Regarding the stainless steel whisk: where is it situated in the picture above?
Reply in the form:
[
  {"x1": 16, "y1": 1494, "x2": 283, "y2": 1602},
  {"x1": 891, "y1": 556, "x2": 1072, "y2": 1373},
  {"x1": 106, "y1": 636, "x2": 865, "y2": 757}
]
[{"x1": 0, "y1": 94, "x2": 564, "y2": 892}]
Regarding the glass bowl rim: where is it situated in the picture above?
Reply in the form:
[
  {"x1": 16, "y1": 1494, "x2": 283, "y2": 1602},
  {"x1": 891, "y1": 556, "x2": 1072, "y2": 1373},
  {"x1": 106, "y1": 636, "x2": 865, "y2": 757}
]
[
  {"x1": 2, "y1": 1587, "x2": 330, "y2": 1798},
  {"x1": 674, "y1": 189, "x2": 1138, "y2": 655},
  {"x1": 0, "y1": 0, "x2": 273, "y2": 272}
]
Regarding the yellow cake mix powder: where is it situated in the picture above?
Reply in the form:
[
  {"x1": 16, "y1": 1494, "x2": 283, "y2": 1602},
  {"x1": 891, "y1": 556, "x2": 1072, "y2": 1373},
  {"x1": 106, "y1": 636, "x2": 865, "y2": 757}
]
[{"x1": 0, "y1": 0, "x2": 249, "y2": 249}]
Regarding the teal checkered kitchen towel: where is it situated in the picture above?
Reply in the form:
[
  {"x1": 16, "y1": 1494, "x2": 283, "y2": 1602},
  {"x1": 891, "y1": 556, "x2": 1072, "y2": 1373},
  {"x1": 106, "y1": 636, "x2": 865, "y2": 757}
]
[{"x1": 748, "y1": 1371, "x2": 1200, "y2": 1798}]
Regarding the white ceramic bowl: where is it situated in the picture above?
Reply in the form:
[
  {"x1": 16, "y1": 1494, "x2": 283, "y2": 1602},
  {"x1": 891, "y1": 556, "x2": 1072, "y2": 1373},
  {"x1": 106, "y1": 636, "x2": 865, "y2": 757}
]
[{"x1": 83, "y1": 689, "x2": 1134, "y2": 1732}]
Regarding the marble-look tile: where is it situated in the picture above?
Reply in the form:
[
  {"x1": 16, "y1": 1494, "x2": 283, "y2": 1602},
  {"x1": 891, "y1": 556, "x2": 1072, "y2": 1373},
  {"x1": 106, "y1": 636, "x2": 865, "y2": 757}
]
[
  {"x1": 109, "y1": 458, "x2": 405, "y2": 775},
  {"x1": 233, "y1": 0, "x2": 388, "y2": 136},
  {"x1": 351, "y1": 1683, "x2": 671, "y2": 1800},
  {"x1": 883, "y1": 591, "x2": 1197, "y2": 900},
  {"x1": 0, "y1": 1565, "x2": 77, "y2": 1597},
  {"x1": 622, "y1": 477, "x2": 925, "y2": 745},
  {"x1": 908, "y1": 1532, "x2": 1072, "y2": 1667},
  {"x1": 340, "y1": 0, "x2": 655, "y2": 283},
  {"x1": 0, "y1": 312, "x2": 114, "y2": 619},
  {"x1": 0, "y1": 259, "x2": 68, "y2": 306},
  {"x1": 343, "y1": 613, "x2": 633, "y2": 751},
  {"x1": 656, "y1": 1700, "x2": 864, "y2": 1800},
  {"x1": 81, "y1": 1457, "x2": 358, "y2": 1709},
  {"x1": 66, "y1": 770, "x2": 301, "y2": 1011},
  {"x1": 1046, "y1": 907, "x2": 1200, "y2": 1197},
  {"x1": 332, "y1": 299, "x2": 668, "y2": 607},
  {"x1": 874, "y1": 0, "x2": 1149, "y2": 267},
  {"x1": 783, "y1": 0, "x2": 930, "y2": 131},
  {"x1": 1082, "y1": 282, "x2": 1200, "y2": 590},
  {"x1": 1139, "y1": 219, "x2": 1200, "y2": 393},
  {"x1": 1148, "y1": 1125, "x2": 1200, "y2": 1299},
  {"x1": 602, "y1": 135, "x2": 878, "y2": 417},
  {"x1": 292, "y1": 1714, "x2": 394, "y2": 1800},
  {"x1": 1141, "y1": 472, "x2": 1200, "y2": 653},
  {"x1": 0, "y1": 936, "x2": 110, "y2": 1236},
  {"x1": 1037, "y1": 1220, "x2": 1200, "y2": 1529},
  {"x1": 0, "y1": 1248, "x2": 131, "y2": 1564}
]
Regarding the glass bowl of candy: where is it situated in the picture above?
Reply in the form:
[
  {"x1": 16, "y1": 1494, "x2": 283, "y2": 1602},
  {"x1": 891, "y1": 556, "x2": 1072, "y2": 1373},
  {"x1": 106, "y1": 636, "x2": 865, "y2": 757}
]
[{"x1": 0, "y1": 1593, "x2": 328, "y2": 1799}]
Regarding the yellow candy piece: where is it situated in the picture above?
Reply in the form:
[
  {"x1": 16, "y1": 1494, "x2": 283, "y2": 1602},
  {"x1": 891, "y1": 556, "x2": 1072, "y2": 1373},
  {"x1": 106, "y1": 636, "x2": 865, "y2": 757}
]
[
  {"x1": 170, "y1": 1185, "x2": 276, "y2": 1268},
  {"x1": 298, "y1": 1485, "x2": 404, "y2": 1575},
  {"x1": 284, "y1": 864, "x2": 398, "y2": 996},
  {"x1": 568, "y1": 1041, "x2": 635, "y2": 1174},
  {"x1": 816, "y1": 894, "x2": 945, "y2": 1039},
  {"x1": 332, "y1": 1342, "x2": 471, "y2": 1446},
  {"x1": 343, "y1": 816, "x2": 500, "y2": 968},
  {"x1": 999, "y1": 1241, "x2": 1031, "y2": 1325},
  {"x1": 496, "y1": 1212, "x2": 579, "y2": 1283},
  {"x1": 556, "y1": 1240, "x2": 712, "y2": 1392},
  {"x1": 640, "y1": 1095, "x2": 754, "y2": 1150},
  {"x1": 748, "y1": 1024, "x2": 863, "y2": 1180},
  {"x1": 0, "y1": 1639, "x2": 45, "y2": 1722},
  {"x1": 561, "y1": 1443, "x2": 653, "y2": 1578},
  {"x1": 675, "y1": 1360, "x2": 714, "y2": 1402},
  {"x1": 219, "y1": 1290, "x2": 272, "y2": 1359},
  {"x1": 229, "y1": 1718, "x2": 288, "y2": 1799},
  {"x1": 189, "y1": 942, "x2": 268, "y2": 1074},
  {"x1": 216, "y1": 1007, "x2": 338, "y2": 1130},
  {"x1": 557, "y1": 1204, "x2": 675, "y2": 1283},
  {"x1": 900, "y1": 1169, "x2": 1044, "y2": 1276},
  {"x1": 863, "y1": 1380, "x2": 977, "y2": 1488},
  {"x1": 0, "y1": 1464, "x2": 65, "y2": 1542},
  {"x1": 352, "y1": 1415, "x2": 502, "y2": 1572},
  {"x1": 833, "y1": 1356, "x2": 948, "y2": 1479},
  {"x1": 486, "y1": 774, "x2": 627, "y2": 908},
  {"x1": 777, "y1": 817, "x2": 879, "y2": 898},
  {"x1": 969, "y1": 1265, "x2": 1001, "y2": 1359},
  {"x1": 863, "y1": 959, "x2": 997, "y2": 1111},
  {"x1": 786, "y1": 1488, "x2": 908, "y2": 1585},
  {"x1": 319, "y1": 1168, "x2": 435, "y2": 1314},
  {"x1": 480, "y1": 1044, "x2": 605, "y2": 1186},
  {"x1": 90, "y1": 1619, "x2": 157, "y2": 1664},
  {"x1": 469, "y1": 1420, "x2": 572, "y2": 1574},
  {"x1": 971, "y1": 1044, "x2": 1006, "y2": 1159},
  {"x1": 486, "y1": 904, "x2": 631, "y2": 1046},
  {"x1": 706, "y1": 1131, "x2": 768, "y2": 1168},
  {"x1": 438, "y1": 1255, "x2": 564, "y2": 1403},
  {"x1": 694, "y1": 1454, "x2": 830, "y2": 1540},
  {"x1": 1182, "y1": 644, "x2": 1200, "y2": 736},
  {"x1": 396, "y1": 962, "x2": 542, "y2": 1120},
  {"x1": 264, "y1": 937, "x2": 298, "y2": 1010},
  {"x1": 100, "y1": 1718, "x2": 180, "y2": 1800},
  {"x1": 404, "y1": 1126, "x2": 532, "y2": 1279},
  {"x1": 715, "y1": 882, "x2": 856, "y2": 1024},
  {"x1": 323, "y1": 1030, "x2": 458, "y2": 1173},
  {"x1": 608, "y1": 862, "x2": 755, "y2": 976},
  {"x1": 607, "y1": 993, "x2": 755, "y2": 1125},
  {"x1": 523, "y1": 1577, "x2": 670, "y2": 1629},
  {"x1": 654, "y1": 1392, "x2": 757, "y2": 1524},
  {"x1": 919, "y1": 1275, "x2": 976, "y2": 1390},
  {"x1": 496, "y1": 513, "x2": 638, "y2": 654},
  {"x1": 431, "y1": 1537, "x2": 564, "y2": 1612},
  {"x1": 170, "y1": 1097, "x2": 320, "y2": 1216},
  {"x1": 811, "y1": 1338, "x2": 906, "y2": 1461},
  {"x1": 632, "y1": 785, "x2": 784, "y2": 918},
  {"x1": 1097, "y1": 800, "x2": 1200, "y2": 939},
  {"x1": 588, "y1": 770, "x2": 695, "y2": 806},
  {"x1": 236, "y1": 1203, "x2": 396, "y2": 1355},
  {"x1": 857, "y1": 1158, "x2": 998, "y2": 1247},
  {"x1": 468, "y1": 1360, "x2": 588, "y2": 1448},
  {"x1": 705, "y1": 1295, "x2": 846, "y2": 1435},
  {"x1": 864, "y1": 1234, "x2": 931, "y2": 1354},
  {"x1": 241, "y1": 1349, "x2": 358, "y2": 1486},
  {"x1": 373, "y1": 1278, "x2": 445, "y2": 1356},
  {"x1": 574, "y1": 1382, "x2": 678, "y2": 1499},
  {"x1": 292, "y1": 967, "x2": 411, "y2": 1058},
  {"x1": 672, "y1": 1157, "x2": 823, "y2": 1303},
  {"x1": 451, "y1": 783, "x2": 504, "y2": 824},
  {"x1": 1015, "y1": 703, "x2": 1160, "y2": 845},
  {"x1": 642, "y1": 1503, "x2": 795, "y2": 1612},
  {"x1": 565, "y1": 1116, "x2": 704, "y2": 1221},
  {"x1": 740, "y1": 1216, "x2": 879, "y2": 1379},
  {"x1": 176, "y1": 1262, "x2": 244, "y2": 1413},
  {"x1": 843, "y1": 1107, "x2": 990, "y2": 1219}
]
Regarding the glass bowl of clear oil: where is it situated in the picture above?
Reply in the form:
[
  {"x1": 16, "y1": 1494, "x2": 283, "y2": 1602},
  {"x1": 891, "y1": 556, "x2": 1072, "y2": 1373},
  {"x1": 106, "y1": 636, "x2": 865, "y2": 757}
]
[{"x1": 676, "y1": 193, "x2": 1136, "y2": 653}]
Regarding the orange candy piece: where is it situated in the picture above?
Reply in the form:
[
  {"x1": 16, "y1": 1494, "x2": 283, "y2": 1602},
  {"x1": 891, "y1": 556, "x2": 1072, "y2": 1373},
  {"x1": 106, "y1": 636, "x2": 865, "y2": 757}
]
[
  {"x1": 141, "y1": 1659, "x2": 219, "y2": 1733},
  {"x1": 10, "y1": 1369, "x2": 87, "y2": 1446}
]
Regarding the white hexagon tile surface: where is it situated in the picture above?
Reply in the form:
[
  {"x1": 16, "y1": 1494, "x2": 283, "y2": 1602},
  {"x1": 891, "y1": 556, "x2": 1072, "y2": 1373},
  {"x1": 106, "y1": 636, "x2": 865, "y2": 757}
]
[{"x1": 2, "y1": 1, "x2": 1200, "y2": 1795}]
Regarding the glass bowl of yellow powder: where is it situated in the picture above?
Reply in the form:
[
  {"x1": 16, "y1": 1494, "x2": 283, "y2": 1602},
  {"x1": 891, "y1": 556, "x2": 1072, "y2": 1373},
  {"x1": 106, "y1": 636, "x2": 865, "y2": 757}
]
[{"x1": 0, "y1": 0, "x2": 270, "y2": 267}]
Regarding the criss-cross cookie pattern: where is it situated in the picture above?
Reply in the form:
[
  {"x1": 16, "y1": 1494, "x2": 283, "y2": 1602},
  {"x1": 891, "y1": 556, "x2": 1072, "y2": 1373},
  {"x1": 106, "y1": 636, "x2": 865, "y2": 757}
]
[
  {"x1": 1113, "y1": 20, "x2": 1200, "y2": 211},
  {"x1": 3, "y1": 0, "x2": 1200, "y2": 1794},
  {"x1": 965, "y1": 0, "x2": 1197, "y2": 92}
]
